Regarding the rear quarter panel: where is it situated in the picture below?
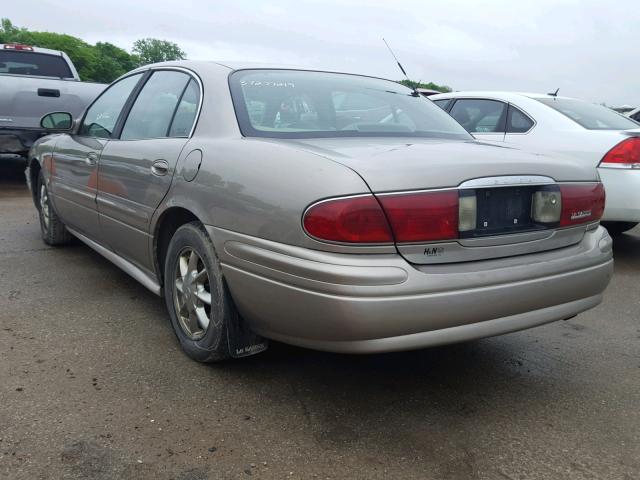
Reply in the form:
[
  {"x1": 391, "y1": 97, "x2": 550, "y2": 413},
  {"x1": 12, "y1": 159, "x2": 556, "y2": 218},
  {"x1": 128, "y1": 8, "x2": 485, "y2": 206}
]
[{"x1": 155, "y1": 137, "x2": 384, "y2": 251}]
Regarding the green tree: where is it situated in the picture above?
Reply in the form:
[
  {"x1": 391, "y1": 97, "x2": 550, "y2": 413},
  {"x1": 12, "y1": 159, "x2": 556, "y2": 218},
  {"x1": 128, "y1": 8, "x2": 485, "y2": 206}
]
[
  {"x1": 399, "y1": 79, "x2": 452, "y2": 93},
  {"x1": 132, "y1": 38, "x2": 186, "y2": 66},
  {"x1": 87, "y1": 42, "x2": 138, "y2": 82},
  {"x1": 1, "y1": 19, "x2": 188, "y2": 82}
]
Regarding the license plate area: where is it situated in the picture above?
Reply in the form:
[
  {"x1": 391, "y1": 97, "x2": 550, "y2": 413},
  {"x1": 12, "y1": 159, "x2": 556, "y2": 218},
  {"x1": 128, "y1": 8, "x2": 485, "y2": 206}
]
[{"x1": 459, "y1": 186, "x2": 548, "y2": 238}]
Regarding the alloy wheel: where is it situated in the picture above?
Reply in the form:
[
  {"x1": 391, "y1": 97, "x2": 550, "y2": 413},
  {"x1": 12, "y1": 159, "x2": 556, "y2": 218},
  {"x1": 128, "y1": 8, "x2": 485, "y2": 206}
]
[
  {"x1": 173, "y1": 247, "x2": 212, "y2": 340},
  {"x1": 39, "y1": 184, "x2": 50, "y2": 230}
]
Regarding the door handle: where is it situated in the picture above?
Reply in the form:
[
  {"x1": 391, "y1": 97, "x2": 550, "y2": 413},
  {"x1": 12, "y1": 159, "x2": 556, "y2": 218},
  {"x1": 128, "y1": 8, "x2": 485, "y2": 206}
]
[
  {"x1": 151, "y1": 159, "x2": 169, "y2": 176},
  {"x1": 85, "y1": 152, "x2": 98, "y2": 165}
]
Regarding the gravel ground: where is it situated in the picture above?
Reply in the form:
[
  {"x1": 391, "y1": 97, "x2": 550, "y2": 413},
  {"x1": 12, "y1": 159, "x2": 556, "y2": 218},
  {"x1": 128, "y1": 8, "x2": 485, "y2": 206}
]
[{"x1": 1, "y1": 158, "x2": 639, "y2": 479}]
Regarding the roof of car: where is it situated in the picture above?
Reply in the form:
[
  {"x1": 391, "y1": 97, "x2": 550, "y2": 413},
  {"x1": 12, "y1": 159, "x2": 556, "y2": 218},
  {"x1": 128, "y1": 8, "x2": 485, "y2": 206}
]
[
  {"x1": 430, "y1": 91, "x2": 577, "y2": 102},
  {"x1": 139, "y1": 60, "x2": 380, "y2": 76}
]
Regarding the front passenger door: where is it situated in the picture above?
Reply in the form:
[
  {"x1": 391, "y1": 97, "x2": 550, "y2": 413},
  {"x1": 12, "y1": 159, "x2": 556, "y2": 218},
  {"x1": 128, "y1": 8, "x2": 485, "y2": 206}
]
[
  {"x1": 97, "y1": 70, "x2": 201, "y2": 272},
  {"x1": 448, "y1": 99, "x2": 507, "y2": 142}
]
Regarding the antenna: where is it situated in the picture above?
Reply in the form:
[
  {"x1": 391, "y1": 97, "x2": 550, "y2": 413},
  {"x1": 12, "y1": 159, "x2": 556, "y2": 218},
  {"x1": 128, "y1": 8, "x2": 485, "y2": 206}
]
[
  {"x1": 383, "y1": 38, "x2": 420, "y2": 97},
  {"x1": 548, "y1": 88, "x2": 560, "y2": 97}
]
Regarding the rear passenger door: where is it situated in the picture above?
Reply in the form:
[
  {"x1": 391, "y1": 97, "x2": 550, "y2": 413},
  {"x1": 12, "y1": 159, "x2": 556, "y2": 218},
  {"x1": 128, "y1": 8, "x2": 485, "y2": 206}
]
[
  {"x1": 97, "y1": 69, "x2": 201, "y2": 272},
  {"x1": 448, "y1": 98, "x2": 507, "y2": 142}
]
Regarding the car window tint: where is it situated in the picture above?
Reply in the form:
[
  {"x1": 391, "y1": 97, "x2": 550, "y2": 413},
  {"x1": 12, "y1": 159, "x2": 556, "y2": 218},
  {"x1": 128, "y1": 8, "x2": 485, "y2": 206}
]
[
  {"x1": 433, "y1": 99, "x2": 449, "y2": 110},
  {"x1": 0, "y1": 51, "x2": 73, "y2": 78},
  {"x1": 536, "y1": 98, "x2": 639, "y2": 130},
  {"x1": 449, "y1": 99, "x2": 507, "y2": 133},
  {"x1": 507, "y1": 106, "x2": 534, "y2": 133},
  {"x1": 169, "y1": 79, "x2": 200, "y2": 137},
  {"x1": 80, "y1": 73, "x2": 142, "y2": 138},
  {"x1": 120, "y1": 71, "x2": 190, "y2": 140}
]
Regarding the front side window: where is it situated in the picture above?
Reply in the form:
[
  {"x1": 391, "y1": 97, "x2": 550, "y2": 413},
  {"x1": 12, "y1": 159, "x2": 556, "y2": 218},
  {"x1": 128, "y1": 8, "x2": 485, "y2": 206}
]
[
  {"x1": 0, "y1": 51, "x2": 73, "y2": 78},
  {"x1": 536, "y1": 98, "x2": 640, "y2": 130},
  {"x1": 507, "y1": 106, "x2": 534, "y2": 133},
  {"x1": 229, "y1": 70, "x2": 471, "y2": 139},
  {"x1": 79, "y1": 73, "x2": 143, "y2": 138},
  {"x1": 120, "y1": 71, "x2": 191, "y2": 140},
  {"x1": 449, "y1": 99, "x2": 507, "y2": 133}
]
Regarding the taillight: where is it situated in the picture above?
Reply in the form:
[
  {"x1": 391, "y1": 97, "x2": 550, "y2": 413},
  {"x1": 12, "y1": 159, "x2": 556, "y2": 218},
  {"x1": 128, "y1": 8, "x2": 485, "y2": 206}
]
[
  {"x1": 3, "y1": 43, "x2": 34, "y2": 51},
  {"x1": 303, "y1": 195, "x2": 394, "y2": 243},
  {"x1": 600, "y1": 137, "x2": 640, "y2": 169},
  {"x1": 559, "y1": 183, "x2": 605, "y2": 226},
  {"x1": 377, "y1": 190, "x2": 459, "y2": 242},
  {"x1": 304, "y1": 183, "x2": 604, "y2": 245}
]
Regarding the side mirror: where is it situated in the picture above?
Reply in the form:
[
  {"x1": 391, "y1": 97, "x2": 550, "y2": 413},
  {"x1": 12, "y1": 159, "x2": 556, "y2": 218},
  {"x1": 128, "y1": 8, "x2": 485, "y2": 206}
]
[{"x1": 40, "y1": 112, "x2": 73, "y2": 131}]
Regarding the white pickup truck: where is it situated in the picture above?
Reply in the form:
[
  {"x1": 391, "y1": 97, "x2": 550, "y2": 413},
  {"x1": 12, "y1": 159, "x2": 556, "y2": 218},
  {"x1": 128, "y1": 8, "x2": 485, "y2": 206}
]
[{"x1": 0, "y1": 43, "x2": 106, "y2": 159}]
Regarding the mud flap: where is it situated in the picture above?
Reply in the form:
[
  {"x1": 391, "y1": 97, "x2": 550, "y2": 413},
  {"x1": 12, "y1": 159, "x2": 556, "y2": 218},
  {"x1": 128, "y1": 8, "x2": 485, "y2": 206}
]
[{"x1": 227, "y1": 313, "x2": 269, "y2": 358}]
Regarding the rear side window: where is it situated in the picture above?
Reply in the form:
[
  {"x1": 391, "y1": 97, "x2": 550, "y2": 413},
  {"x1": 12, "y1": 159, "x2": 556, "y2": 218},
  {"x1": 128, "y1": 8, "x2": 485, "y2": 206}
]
[
  {"x1": 168, "y1": 79, "x2": 200, "y2": 137},
  {"x1": 80, "y1": 73, "x2": 143, "y2": 138},
  {"x1": 449, "y1": 99, "x2": 507, "y2": 133},
  {"x1": 506, "y1": 106, "x2": 534, "y2": 133},
  {"x1": 121, "y1": 71, "x2": 191, "y2": 140},
  {"x1": 432, "y1": 99, "x2": 450, "y2": 110},
  {"x1": 0, "y1": 50, "x2": 72, "y2": 78},
  {"x1": 536, "y1": 98, "x2": 639, "y2": 130}
]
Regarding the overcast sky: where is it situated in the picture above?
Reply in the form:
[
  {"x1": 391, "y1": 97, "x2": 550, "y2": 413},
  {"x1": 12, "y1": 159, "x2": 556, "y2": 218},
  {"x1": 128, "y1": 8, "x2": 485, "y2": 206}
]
[{"x1": 5, "y1": 0, "x2": 639, "y2": 106}]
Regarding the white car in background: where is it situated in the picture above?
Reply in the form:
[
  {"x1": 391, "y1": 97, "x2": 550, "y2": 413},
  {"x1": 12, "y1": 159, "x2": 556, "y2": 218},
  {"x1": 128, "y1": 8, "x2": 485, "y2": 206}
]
[{"x1": 431, "y1": 92, "x2": 640, "y2": 234}]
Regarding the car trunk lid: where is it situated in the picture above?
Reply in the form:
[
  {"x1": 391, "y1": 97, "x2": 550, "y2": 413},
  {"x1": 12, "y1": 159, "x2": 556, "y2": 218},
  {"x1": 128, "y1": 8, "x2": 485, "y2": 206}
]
[{"x1": 285, "y1": 137, "x2": 602, "y2": 264}]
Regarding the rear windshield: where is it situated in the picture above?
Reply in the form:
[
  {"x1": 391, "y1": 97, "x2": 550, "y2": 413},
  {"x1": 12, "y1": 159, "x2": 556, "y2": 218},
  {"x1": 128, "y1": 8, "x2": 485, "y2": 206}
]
[
  {"x1": 0, "y1": 50, "x2": 73, "y2": 78},
  {"x1": 229, "y1": 70, "x2": 471, "y2": 139},
  {"x1": 536, "y1": 98, "x2": 639, "y2": 130}
]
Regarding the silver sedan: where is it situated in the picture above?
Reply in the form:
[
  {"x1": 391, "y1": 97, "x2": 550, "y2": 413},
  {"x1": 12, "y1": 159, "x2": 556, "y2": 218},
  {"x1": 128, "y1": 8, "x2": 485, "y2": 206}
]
[{"x1": 27, "y1": 62, "x2": 613, "y2": 362}]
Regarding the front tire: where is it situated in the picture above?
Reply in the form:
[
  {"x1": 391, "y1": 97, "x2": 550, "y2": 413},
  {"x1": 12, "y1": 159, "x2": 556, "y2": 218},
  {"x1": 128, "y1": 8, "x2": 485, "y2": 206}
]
[
  {"x1": 163, "y1": 222, "x2": 235, "y2": 362},
  {"x1": 602, "y1": 221, "x2": 638, "y2": 236},
  {"x1": 37, "y1": 172, "x2": 72, "y2": 246}
]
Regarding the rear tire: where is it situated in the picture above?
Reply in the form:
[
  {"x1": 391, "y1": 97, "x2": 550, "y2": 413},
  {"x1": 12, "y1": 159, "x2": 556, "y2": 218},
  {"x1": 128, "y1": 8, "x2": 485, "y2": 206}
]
[
  {"x1": 37, "y1": 172, "x2": 72, "y2": 246},
  {"x1": 602, "y1": 221, "x2": 638, "y2": 236},
  {"x1": 163, "y1": 222, "x2": 235, "y2": 363}
]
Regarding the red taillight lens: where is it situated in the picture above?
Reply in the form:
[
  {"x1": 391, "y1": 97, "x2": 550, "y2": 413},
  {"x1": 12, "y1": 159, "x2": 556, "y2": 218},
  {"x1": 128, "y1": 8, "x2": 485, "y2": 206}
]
[
  {"x1": 3, "y1": 43, "x2": 34, "y2": 51},
  {"x1": 377, "y1": 190, "x2": 459, "y2": 242},
  {"x1": 600, "y1": 137, "x2": 640, "y2": 168},
  {"x1": 559, "y1": 183, "x2": 605, "y2": 227},
  {"x1": 303, "y1": 195, "x2": 394, "y2": 243}
]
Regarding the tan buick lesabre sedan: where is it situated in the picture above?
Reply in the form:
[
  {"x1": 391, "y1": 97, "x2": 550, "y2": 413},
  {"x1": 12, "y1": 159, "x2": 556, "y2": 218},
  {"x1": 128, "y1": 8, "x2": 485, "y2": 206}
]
[{"x1": 26, "y1": 61, "x2": 613, "y2": 362}]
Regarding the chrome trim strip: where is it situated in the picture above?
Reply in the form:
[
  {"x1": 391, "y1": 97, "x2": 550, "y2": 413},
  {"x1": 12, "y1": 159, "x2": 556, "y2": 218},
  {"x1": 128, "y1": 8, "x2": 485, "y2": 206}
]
[
  {"x1": 66, "y1": 227, "x2": 162, "y2": 296},
  {"x1": 458, "y1": 175, "x2": 556, "y2": 189},
  {"x1": 598, "y1": 164, "x2": 640, "y2": 170}
]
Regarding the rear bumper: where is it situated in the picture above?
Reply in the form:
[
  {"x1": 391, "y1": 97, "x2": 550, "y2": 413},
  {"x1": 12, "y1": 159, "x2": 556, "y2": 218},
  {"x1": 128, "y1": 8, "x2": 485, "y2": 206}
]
[
  {"x1": 209, "y1": 226, "x2": 613, "y2": 354},
  {"x1": 599, "y1": 167, "x2": 640, "y2": 222},
  {"x1": 0, "y1": 129, "x2": 44, "y2": 155}
]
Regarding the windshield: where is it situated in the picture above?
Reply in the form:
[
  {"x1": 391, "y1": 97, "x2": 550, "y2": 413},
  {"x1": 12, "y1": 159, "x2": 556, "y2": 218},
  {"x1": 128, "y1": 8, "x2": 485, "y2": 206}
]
[
  {"x1": 229, "y1": 70, "x2": 471, "y2": 139},
  {"x1": 0, "y1": 50, "x2": 73, "y2": 78},
  {"x1": 536, "y1": 98, "x2": 639, "y2": 130}
]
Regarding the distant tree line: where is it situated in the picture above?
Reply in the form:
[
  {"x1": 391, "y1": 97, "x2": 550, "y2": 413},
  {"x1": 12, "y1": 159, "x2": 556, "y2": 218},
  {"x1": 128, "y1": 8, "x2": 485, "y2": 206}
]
[
  {"x1": 0, "y1": 18, "x2": 186, "y2": 83},
  {"x1": 399, "y1": 79, "x2": 452, "y2": 93}
]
